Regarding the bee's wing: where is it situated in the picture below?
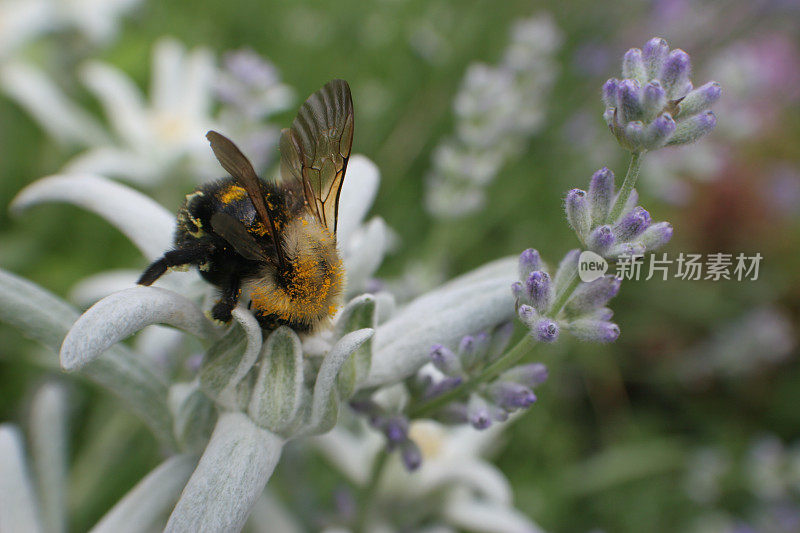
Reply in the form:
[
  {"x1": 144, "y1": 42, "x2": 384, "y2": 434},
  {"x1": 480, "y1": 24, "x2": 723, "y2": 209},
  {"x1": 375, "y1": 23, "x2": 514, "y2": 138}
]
[
  {"x1": 206, "y1": 130, "x2": 286, "y2": 268},
  {"x1": 279, "y1": 79, "x2": 354, "y2": 234},
  {"x1": 209, "y1": 212, "x2": 270, "y2": 263}
]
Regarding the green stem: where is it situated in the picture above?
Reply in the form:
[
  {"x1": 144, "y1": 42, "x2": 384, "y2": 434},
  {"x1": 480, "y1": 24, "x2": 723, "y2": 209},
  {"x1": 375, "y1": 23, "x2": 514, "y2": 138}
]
[
  {"x1": 607, "y1": 151, "x2": 643, "y2": 223},
  {"x1": 354, "y1": 448, "x2": 389, "y2": 533}
]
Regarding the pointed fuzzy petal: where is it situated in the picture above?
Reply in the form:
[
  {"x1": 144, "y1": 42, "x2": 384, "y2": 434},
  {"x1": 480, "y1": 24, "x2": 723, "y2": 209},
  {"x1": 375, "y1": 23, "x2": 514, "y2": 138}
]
[
  {"x1": 64, "y1": 147, "x2": 160, "y2": 185},
  {"x1": 248, "y1": 326, "x2": 305, "y2": 434},
  {"x1": 30, "y1": 384, "x2": 67, "y2": 533},
  {"x1": 90, "y1": 455, "x2": 196, "y2": 533},
  {"x1": 442, "y1": 492, "x2": 545, "y2": 533},
  {"x1": 335, "y1": 295, "x2": 377, "y2": 397},
  {"x1": 11, "y1": 173, "x2": 175, "y2": 261},
  {"x1": 181, "y1": 46, "x2": 215, "y2": 119},
  {"x1": 80, "y1": 60, "x2": 149, "y2": 149},
  {"x1": 367, "y1": 270, "x2": 516, "y2": 387},
  {"x1": 342, "y1": 217, "x2": 389, "y2": 296},
  {"x1": 165, "y1": 412, "x2": 284, "y2": 533},
  {"x1": 305, "y1": 328, "x2": 374, "y2": 435},
  {"x1": 0, "y1": 269, "x2": 175, "y2": 447},
  {"x1": 337, "y1": 155, "x2": 380, "y2": 247},
  {"x1": 227, "y1": 308, "x2": 263, "y2": 387},
  {"x1": 0, "y1": 425, "x2": 43, "y2": 533},
  {"x1": 1, "y1": 61, "x2": 106, "y2": 146},
  {"x1": 151, "y1": 38, "x2": 184, "y2": 112},
  {"x1": 60, "y1": 286, "x2": 216, "y2": 371}
]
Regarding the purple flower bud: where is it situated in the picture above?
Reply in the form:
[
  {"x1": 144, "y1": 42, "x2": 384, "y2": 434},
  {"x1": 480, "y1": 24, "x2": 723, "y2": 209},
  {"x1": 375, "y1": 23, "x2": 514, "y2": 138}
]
[
  {"x1": 568, "y1": 319, "x2": 621, "y2": 343},
  {"x1": 636, "y1": 221, "x2": 673, "y2": 251},
  {"x1": 622, "y1": 48, "x2": 646, "y2": 82},
  {"x1": 525, "y1": 271, "x2": 553, "y2": 313},
  {"x1": 518, "y1": 304, "x2": 537, "y2": 325},
  {"x1": 489, "y1": 381, "x2": 537, "y2": 410},
  {"x1": 565, "y1": 189, "x2": 591, "y2": 239},
  {"x1": 642, "y1": 38, "x2": 670, "y2": 79},
  {"x1": 588, "y1": 167, "x2": 615, "y2": 224},
  {"x1": 645, "y1": 113, "x2": 677, "y2": 148},
  {"x1": 487, "y1": 321, "x2": 515, "y2": 362},
  {"x1": 430, "y1": 344, "x2": 462, "y2": 376},
  {"x1": 566, "y1": 275, "x2": 621, "y2": 314},
  {"x1": 614, "y1": 206, "x2": 651, "y2": 241},
  {"x1": 400, "y1": 439, "x2": 422, "y2": 471},
  {"x1": 554, "y1": 249, "x2": 580, "y2": 294},
  {"x1": 458, "y1": 335, "x2": 474, "y2": 356},
  {"x1": 383, "y1": 416, "x2": 409, "y2": 444},
  {"x1": 661, "y1": 49, "x2": 692, "y2": 100},
  {"x1": 616, "y1": 79, "x2": 643, "y2": 123},
  {"x1": 501, "y1": 363, "x2": 549, "y2": 388},
  {"x1": 587, "y1": 225, "x2": 616, "y2": 255},
  {"x1": 587, "y1": 307, "x2": 614, "y2": 321},
  {"x1": 677, "y1": 82, "x2": 721, "y2": 118},
  {"x1": 621, "y1": 188, "x2": 639, "y2": 216},
  {"x1": 642, "y1": 81, "x2": 667, "y2": 120},
  {"x1": 668, "y1": 111, "x2": 716, "y2": 145},
  {"x1": 603, "y1": 107, "x2": 616, "y2": 128},
  {"x1": 467, "y1": 395, "x2": 492, "y2": 430},
  {"x1": 511, "y1": 281, "x2": 524, "y2": 300},
  {"x1": 518, "y1": 248, "x2": 541, "y2": 281},
  {"x1": 425, "y1": 376, "x2": 463, "y2": 399},
  {"x1": 534, "y1": 318, "x2": 559, "y2": 343},
  {"x1": 609, "y1": 241, "x2": 646, "y2": 259},
  {"x1": 623, "y1": 121, "x2": 645, "y2": 149},
  {"x1": 602, "y1": 78, "x2": 619, "y2": 108}
]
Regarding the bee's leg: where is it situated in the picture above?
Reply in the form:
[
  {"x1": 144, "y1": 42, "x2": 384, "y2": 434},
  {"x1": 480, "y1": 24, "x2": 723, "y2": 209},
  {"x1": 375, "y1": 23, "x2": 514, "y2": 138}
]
[
  {"x1": 211, "y1": 273, "x2": 242, "y2": 322},
  {"x1": 137, "y1": 244, "x2": 214, "y2": 286}
]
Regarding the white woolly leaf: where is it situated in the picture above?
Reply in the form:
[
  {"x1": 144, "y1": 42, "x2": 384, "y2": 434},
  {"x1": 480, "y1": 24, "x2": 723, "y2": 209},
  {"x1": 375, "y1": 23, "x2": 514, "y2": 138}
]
[
  {"x1": 304, "y1": 328, "x2": 373, "y2": 435},
  {"x1": 0, "y1": 425, "x2": 43, "y2": 533},
  {"x1": 334, "y1": 295, "x2": 377, "y2": 398},
  {"x1": 11, "y1": 174, "x2": 175, "y2": 261},
  {"x1": 90, "y1": 455, "x2": 196, "y2": 533},
  {"x1": 165, "y1": 413, "x2": 284, "y2": 533},
  {"x1": 60, "y1": 286, "x2": 217, "y2": 371},
  {"x1": 248, "y1": 327, "x2": 305, "y2": 434},
  {"x1": 0, "y1": 270, "x2": 175, "y2": 447}
]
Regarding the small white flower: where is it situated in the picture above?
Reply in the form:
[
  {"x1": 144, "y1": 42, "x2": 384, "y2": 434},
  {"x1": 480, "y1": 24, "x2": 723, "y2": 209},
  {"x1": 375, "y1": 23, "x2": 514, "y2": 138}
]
[
  {"x1": 317, "y1": 418, "x2": 544, "y2": 533},
  {"x1": 2, "y1": 38, "x2": 218, "y2": 185}
]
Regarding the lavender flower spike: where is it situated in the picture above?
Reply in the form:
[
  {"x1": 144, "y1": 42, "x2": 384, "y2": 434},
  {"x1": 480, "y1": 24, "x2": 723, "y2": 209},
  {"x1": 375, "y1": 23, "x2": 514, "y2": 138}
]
[
  {"x1": 603, "y1": 37, "x2": 719, "y2": 151},
  {"x1": 636, "y1": 221, "x2": 673, "y2": 251}
]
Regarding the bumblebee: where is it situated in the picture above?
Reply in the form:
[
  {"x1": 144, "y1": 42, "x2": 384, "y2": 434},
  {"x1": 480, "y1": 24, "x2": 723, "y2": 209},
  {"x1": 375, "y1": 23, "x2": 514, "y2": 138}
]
[{"x1": 138, "y1": 79, "x2": 353, "y2": 332}]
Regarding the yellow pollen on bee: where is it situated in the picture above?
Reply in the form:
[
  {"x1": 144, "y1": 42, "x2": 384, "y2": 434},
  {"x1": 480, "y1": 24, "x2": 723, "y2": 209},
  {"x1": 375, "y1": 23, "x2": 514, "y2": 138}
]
[
  {"x1": 219, "y1": 185, "x2": 247, "y2": 204},
  {"x1": 250, "y1": 256, "x2": 343, "y2": 325}
]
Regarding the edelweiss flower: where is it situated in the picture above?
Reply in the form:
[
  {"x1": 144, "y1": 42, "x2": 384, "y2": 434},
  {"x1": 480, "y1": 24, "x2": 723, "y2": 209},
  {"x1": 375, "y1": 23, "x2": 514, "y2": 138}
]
[
  {"x1": 2, "y1": 38, "x2": 218, "y2": 185},
  {"x1": 317, "y1": 417, "x2": 545, "y2": 533}
]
